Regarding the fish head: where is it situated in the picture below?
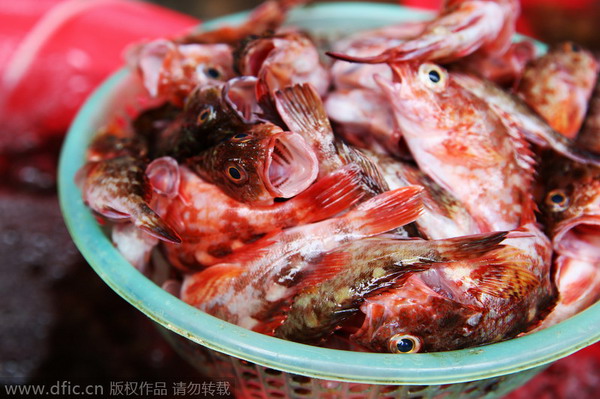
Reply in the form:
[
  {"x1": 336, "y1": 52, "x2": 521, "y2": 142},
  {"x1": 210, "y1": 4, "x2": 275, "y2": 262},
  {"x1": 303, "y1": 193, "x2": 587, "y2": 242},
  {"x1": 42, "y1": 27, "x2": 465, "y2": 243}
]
[
  {"x1": 541, "y1": 160, "x2": 600, "y2": 261},
  {"x1": 189, "y1": 125, "x2": 318, "y2": 204},
  {"x1": 377, "y1": 62, "x2": 462, "y2": 138},
  {"x1": 352, "y1": 278, "x2": 484, "y2": 353},
  {"x1": 131, "y1": 39, "x2": 234, "y2": 103}
]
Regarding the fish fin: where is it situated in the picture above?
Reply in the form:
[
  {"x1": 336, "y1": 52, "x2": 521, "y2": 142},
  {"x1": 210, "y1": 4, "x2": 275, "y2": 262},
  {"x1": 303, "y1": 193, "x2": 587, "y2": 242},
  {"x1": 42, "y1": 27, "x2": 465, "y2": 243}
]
[
  {"x1": 274, "y1": 83, "x2": 334, "y2": 144},
  {"x1": 468, "y1": 247, "x2": 540, "y2": 299},
  {"x1": 326, "y1": 50, "x2": 389, "y2": 64},
  {"x1": 346, "y1": 185, "x2": 424, "y2": 236},
  {"x1": 181, "y1": 263, "x2": 244, "y2": 306},
  {"x1": 334, "y1": 140, "x2": 390, "y2": 193},
  {"x1": 294, "y1": 251, "x2": 352, "y2": 293},
  {"x1": 290, "y1": 164, "x2": 366, "y2": 223},
  {"x1": 435, "y1": 231, "x2": 509, "y2": 261},
  {"x1": 217, "y1": 230, "x2": 281, "y2": 264},
  {"x1": 134, "y1": 203, "x2": 182, "y2": 244}
]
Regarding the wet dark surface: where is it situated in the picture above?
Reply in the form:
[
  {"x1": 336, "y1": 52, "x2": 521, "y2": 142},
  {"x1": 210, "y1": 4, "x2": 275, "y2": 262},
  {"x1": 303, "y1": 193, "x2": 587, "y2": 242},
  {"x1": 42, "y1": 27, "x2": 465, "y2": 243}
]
[
  {"x1": 0, "y1": 167, "x2": 205, "y2": 392},
  {"x1": 1, "y1": 1, "x2": 600, "y2": 398}
]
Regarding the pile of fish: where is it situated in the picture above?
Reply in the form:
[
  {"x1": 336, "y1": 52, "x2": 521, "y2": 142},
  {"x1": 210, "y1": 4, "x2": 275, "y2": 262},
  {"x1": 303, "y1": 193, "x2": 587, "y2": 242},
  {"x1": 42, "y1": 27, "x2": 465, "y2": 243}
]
[{"x1": 77, "y1": 0, "x2": 600, "y2": 354}]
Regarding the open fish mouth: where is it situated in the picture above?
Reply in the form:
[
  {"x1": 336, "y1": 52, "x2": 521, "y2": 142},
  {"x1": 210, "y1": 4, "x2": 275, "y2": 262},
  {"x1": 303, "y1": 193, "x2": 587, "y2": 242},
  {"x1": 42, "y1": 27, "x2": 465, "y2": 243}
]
[
  {"x1": 554, "y1": 215, "x2": 600, "y2": 261},
  {"x1": 264, "y1": 132, "x2": 318, "y2": 199}
]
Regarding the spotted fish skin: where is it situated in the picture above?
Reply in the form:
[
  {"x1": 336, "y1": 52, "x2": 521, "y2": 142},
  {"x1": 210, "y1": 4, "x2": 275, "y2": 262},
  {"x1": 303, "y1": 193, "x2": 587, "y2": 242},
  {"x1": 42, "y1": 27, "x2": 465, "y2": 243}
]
[
  {"x1": 274, "y1": 231, "x2": 509, "y2": 344},
  {"x1": 352, "y1": 224, "x2": 555, "y2": 353},
  {"x1": 516, "y1": 42, "x2": 599, "y2": 139},
  {"x1": 78, "y1": 154, "x2": 181, "y2": 244},
  {"x1": 180, "y1": 185, "x2": 425, "y2": 331}
]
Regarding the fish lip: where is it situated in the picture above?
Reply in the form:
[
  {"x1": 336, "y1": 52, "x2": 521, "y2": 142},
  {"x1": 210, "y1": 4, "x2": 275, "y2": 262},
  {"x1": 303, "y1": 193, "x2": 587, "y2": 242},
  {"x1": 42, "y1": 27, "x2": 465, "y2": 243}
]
[
  {"x1": 223, "y1": 76, "x2": 264, "y2": 124},
  {"x1": 553, "y1": 215, "x2": 600, "y2": 261},
  {"x1": 263, "y1": 132, "x2": 318, "y2": 199}
]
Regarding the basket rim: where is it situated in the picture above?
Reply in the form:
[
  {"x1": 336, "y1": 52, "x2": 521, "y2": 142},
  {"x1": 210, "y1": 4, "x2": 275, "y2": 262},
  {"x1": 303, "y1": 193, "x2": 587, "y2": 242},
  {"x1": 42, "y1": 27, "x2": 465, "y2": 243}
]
[{"x1": 58, "y1": 1, "x2": 600, "y2": 385}]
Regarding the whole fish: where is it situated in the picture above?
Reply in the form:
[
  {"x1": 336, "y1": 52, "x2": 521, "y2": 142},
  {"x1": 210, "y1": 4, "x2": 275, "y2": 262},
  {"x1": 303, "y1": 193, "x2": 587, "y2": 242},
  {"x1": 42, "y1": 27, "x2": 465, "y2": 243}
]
[
  {"x1": 181, "y1": 185, "x2": 425, "y2": 331},
  {"x1": 128, "y1": 39, "x2": 234, "y2": 105},
  {"x1": 352, "y1": 225, "x2": 554, "y2": 353},
  {"x1": 236, "y1": 30, "x2": 330, "y2": 100},
  {"x1": 377, "y1": 61, "x2": 535, "y2": 232},
  {"x1": 275, "y1": 231, "x2": 509, "y2": 344},
  {"x1": 453, "y1": 72, "x2": 600, "y2": 167},
  {"x1": 516, "y1": 42, "x2": 599, "y2": 139},
  {"x1": 327, "y1": 0, "x2": 520, "y2": 65},
  {"x1": 577, "y1": 71, "x2": 600, "y2": 154},
  {"x1": 158, "y1": 162, "x2": 367, "y2": 269},
  {"x1": 539, "y1": 156, "x2": 600, "y2": 262}
]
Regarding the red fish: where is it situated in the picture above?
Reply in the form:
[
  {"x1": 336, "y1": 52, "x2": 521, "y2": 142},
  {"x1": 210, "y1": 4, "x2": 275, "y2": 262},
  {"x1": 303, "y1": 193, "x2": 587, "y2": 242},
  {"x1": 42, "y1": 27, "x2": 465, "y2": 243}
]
[
  {"x1": 352, "y1": 225, "x2": 554, "y2": 353},
  {"x1": 237, "y1": 31, "x2": 330, "y2": 100},
  {"x1": 76, "y1": 134, "x2": 181, "y2": 244},
  {"x1": 186, "y1": 124, "x2": 319, "y2": 205},
  {"x1": 526, "y1": 156, "x2": 600, "y2": 332},
  {"x1": 275, "y1": 231, "x2": 509, "y2": 344},
  {"x1": 180, "y1": 185, "x2": 424, "y2": 331},
  {"x1": 377, "y1": 61, "x2": 535, "y2": 232},
  {"x1": 327, "y1": 0, "x2": 520, "y2": 65},
  {"x1": 158, "y1": 162, "x2": 367, "y2": 269},
  {"x1": 128, "y1": 39, "x2": 235, "y2": 105},
  {"x1": 529, "y1": 255, "x2": 600, "y2": 332},
  {"x1": 516, "y1": 42, "x2": 599, "y2": 139}
]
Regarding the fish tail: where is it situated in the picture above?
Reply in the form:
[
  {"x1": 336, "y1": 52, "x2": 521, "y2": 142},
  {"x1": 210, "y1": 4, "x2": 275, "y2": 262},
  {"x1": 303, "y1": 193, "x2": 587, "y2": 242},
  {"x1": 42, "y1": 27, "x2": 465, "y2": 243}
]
[
  {"x1": 290, "y1": 165, "x2": 366, "y2": 223},
  {"x1": 434, "y1": 231, "x2": 509, "y2": 261},
  {"x1": 345, "y1": 185, "x2": 424, "y2": 236},
  {"x1": 133, "y1": 202, "x2": 182, "y2": 244},
  {"x1": 274, "y1": 83, "x2": 334, "y2": 144}
]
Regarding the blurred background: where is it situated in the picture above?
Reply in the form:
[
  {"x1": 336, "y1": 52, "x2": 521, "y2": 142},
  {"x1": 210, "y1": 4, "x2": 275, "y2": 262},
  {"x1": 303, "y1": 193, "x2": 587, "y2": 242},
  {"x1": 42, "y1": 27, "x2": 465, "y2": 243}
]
[{"x1": 0, "y1": 0, "x2": 599, "y2": 397}]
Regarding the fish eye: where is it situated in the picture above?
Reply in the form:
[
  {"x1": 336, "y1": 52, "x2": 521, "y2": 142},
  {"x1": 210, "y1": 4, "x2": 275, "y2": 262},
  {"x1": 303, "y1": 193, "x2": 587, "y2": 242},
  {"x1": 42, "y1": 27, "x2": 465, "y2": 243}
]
[
  {"x1": 197, "y1": 107, "x2": 214, "y2": 125},
  {"x1": 231, "y1": 133, "x2": 251, "y2": 142},
  {"x1": 567, "y1": 42, "x2": 581, "y2": 52},
  {"x1": 418, "y1": 63, "x2": 448, "y2": 91},
  {"x1": 428, "y1": 69, "x2": 441, "y2": 83},
  {"x1": 388, "y1": 334, "x2": 421, "y2": 354},
  {"x1": 225, "y1": 162, "x2": 248, "y2": 183},
  {"x1": 545, "y1": 189, "x2": 569, "y2": 212},
  {"x1": 206, "y1": 67, "x2": 221, "y2": 79}
]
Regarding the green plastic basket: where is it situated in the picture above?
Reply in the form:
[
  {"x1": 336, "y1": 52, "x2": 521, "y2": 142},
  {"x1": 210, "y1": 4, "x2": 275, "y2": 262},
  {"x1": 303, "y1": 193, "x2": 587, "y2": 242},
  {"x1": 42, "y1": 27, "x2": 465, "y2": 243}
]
[{"x1": 58, "y1": 3, "x2": 600, "y2": 398}]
